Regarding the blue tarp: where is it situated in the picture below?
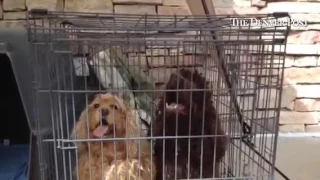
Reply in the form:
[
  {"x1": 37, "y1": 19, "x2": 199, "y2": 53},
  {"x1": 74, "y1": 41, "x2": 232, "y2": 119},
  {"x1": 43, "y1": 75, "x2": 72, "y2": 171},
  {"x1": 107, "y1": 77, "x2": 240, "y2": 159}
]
[{"x1": 0, "y1": 144, "x2": 29, "y2": 180}]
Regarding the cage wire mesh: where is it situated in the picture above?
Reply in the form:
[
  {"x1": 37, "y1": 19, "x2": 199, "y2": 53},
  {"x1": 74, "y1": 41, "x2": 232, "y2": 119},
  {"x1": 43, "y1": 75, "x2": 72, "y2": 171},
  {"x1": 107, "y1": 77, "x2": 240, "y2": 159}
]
[{"x1": 26, "y1": 9, "x2": 290, "y2": 180}]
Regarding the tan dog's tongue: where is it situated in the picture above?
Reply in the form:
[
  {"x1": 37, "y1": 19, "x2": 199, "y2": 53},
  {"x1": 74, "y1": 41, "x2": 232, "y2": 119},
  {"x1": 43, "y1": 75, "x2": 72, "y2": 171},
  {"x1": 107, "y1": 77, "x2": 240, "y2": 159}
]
[{"x1": 93, "y1": 125, "x2": 108, "y2": 137}]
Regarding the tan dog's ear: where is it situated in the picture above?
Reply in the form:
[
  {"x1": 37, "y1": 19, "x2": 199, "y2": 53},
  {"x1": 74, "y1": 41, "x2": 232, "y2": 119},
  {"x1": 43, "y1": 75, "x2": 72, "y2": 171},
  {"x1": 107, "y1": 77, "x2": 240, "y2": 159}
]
[
  {"x1": 71, "y1": 108, "x2": 90, "y2": 152},
  {"x1": 113, "y1": 95, "x2": 129, "y2": 113},
  {"x1": 93, "y1": 93, "x2": 102, "y2": 99},
  {"x1": 91, "y1": 94, "x2": 103, "y2": 105}
]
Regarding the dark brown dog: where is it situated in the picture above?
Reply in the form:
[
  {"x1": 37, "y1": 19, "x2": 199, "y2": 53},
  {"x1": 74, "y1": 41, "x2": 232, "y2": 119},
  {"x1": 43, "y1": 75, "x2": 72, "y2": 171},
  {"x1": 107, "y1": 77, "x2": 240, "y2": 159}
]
[{"x1": 152, "y1": 68, "x2": 227, "y2": 179}]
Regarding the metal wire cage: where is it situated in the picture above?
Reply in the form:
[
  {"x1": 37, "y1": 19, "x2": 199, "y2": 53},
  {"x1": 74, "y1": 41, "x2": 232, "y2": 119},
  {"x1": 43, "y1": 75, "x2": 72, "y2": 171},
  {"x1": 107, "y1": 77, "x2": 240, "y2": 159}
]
[{"x1": 26, "y1": 9, "x2": 290, "y2": 180}]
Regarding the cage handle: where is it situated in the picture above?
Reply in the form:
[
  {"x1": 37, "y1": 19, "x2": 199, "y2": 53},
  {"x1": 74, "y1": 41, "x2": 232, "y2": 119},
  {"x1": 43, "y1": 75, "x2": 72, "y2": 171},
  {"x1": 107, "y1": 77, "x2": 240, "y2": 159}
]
[{"x1": 29, "y1": 8, "x2": 49, "y2": 16}]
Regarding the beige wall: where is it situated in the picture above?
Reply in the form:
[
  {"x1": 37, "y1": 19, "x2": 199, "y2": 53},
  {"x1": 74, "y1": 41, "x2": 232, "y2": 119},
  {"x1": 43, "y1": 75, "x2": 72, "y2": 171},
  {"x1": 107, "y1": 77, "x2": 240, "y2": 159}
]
[
  {"x1": 214, "y1": 0, "x2": 320, "y2": 133},
  {"x1": 1, "y1": 0, "x2": 320, "y2": 132}
]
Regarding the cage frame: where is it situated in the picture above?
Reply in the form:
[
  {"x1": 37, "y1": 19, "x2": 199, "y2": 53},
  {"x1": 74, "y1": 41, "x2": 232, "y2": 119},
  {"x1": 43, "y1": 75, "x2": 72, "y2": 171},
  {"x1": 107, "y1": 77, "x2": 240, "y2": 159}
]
[{"x1": 26, "y1": 9, "x2": 291, "y2": 180}]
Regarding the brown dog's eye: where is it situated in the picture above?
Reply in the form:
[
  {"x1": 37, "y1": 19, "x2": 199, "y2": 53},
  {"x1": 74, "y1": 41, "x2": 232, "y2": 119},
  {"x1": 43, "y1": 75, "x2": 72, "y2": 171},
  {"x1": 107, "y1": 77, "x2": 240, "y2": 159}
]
[
  {"x1": 110, "y1": 104, "x2": 118, "y2": 110},
  {"x1": 93, "y1": 104, "x2": 100, "y2": 108}
]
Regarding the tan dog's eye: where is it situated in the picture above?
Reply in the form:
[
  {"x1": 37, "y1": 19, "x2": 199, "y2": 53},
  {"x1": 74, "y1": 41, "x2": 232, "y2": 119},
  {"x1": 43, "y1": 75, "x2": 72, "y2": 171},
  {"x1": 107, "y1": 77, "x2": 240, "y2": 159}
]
[
  {"x1": 93, "y1": 104, "x2": 100, "y2": 108},
  {"x1": 110, "y1": 104, "x2": 118, "y2": 110}
]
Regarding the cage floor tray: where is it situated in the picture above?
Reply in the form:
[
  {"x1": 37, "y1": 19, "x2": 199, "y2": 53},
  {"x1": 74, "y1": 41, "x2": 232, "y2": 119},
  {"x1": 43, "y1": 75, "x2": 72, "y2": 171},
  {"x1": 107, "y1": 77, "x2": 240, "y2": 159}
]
[{"x1": 0, "y1": 144, "x2": 29, "y2": 180}]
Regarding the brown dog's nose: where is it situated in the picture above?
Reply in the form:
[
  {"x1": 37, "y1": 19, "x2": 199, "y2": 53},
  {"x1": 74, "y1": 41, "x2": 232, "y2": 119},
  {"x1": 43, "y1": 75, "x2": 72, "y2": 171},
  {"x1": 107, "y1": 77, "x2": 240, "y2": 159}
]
[{"x1": 101, "y1": 108, "x2": 109, "y2": 116}]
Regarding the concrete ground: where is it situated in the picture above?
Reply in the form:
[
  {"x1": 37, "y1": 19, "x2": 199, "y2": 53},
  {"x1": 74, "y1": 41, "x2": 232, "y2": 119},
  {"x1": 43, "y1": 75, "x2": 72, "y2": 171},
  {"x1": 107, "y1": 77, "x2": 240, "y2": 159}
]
[{"x1": 275, "y1": 136, "x2": 320, "y2": 180}]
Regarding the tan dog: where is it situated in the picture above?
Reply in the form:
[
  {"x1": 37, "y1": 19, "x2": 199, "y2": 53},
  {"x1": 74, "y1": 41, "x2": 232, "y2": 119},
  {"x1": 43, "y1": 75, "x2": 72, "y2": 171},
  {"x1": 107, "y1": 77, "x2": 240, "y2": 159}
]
[{"x1": 71, "y1": 93, "x2": 155, "y2": 180}]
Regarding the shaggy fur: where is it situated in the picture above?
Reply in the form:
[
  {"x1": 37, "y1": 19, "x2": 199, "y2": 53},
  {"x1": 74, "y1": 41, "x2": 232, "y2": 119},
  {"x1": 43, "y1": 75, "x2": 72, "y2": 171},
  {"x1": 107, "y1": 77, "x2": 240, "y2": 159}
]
[
  {"x1": 153, "y1": 69, "x2": 227, "y2": 179},
  {"x1": 71, "y1": 93, "x2": 155, "y2": 180}
]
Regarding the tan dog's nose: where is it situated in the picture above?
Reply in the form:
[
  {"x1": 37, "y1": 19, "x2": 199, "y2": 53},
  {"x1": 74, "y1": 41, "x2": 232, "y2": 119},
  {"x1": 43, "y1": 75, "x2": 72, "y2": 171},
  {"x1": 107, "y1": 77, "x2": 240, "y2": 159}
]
[{"x1": 101, "y1": 108, "x2": 109, "y2": 116}]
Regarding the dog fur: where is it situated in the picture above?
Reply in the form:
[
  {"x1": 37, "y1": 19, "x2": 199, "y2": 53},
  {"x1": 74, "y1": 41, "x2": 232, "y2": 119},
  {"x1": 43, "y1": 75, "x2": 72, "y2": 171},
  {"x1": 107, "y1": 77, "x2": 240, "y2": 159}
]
[
  {"x1": 71, "y1": 93, "x2": 155, "y2": 180},
  {"x1": 153, "y1": 69, "x2": 227, "y2": 179}
]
